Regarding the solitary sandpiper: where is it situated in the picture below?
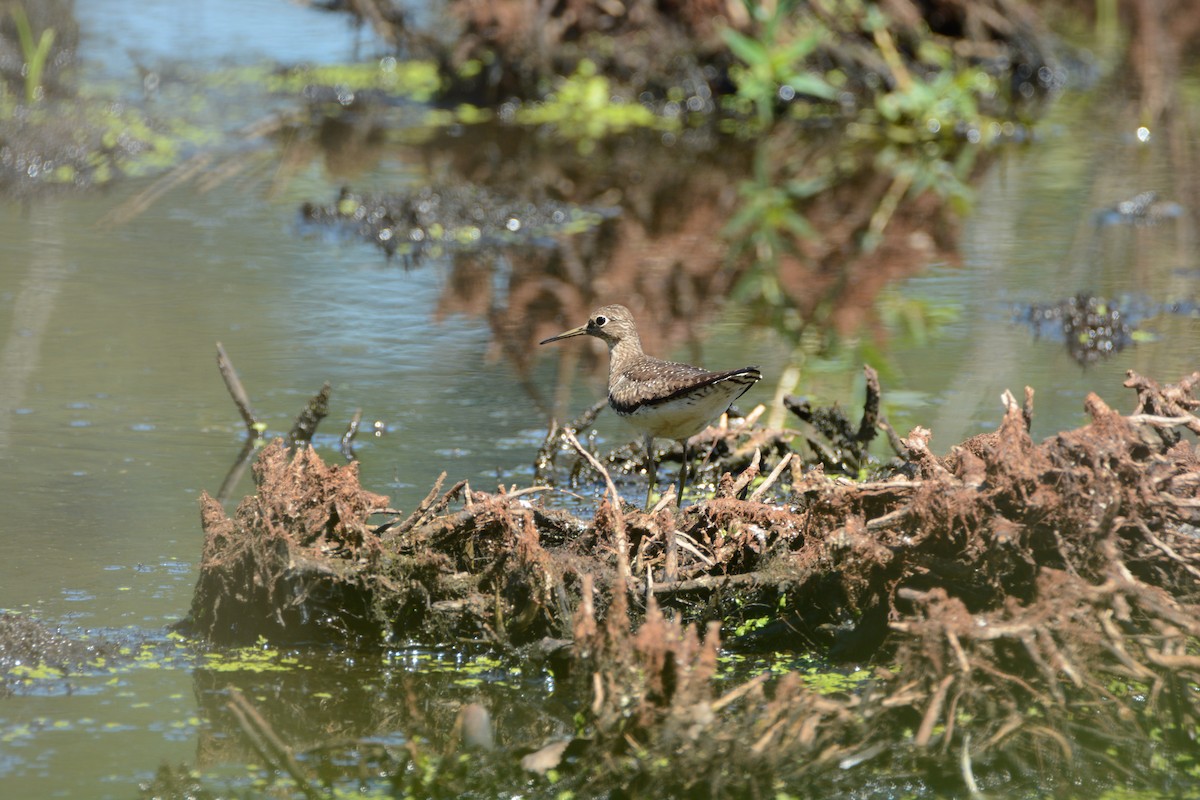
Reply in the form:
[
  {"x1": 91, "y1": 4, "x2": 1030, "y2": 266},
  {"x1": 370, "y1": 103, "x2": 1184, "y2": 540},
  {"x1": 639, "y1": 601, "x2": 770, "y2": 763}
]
[{"x1": 540, "y1": 304, "x2": 762, "y2": 506}]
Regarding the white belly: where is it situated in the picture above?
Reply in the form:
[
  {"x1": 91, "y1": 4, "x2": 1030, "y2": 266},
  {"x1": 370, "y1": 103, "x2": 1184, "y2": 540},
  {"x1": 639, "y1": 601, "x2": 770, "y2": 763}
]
[{"x1": 615, "y1": 385, "x2": 738, "y2": 440}]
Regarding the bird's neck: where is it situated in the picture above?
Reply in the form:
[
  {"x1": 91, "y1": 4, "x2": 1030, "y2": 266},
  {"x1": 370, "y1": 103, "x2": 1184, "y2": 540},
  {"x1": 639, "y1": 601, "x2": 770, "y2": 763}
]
[{"x1": 607, "y1": 335, "x2": 645, "y2": 377}]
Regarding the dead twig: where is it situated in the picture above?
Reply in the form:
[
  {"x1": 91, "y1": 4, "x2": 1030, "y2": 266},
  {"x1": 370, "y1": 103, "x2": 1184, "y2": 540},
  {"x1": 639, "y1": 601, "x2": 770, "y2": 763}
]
[
  {"x1": 1135, "y1": 519, "x2": 1200, "y2": 582},
  {"x1": 729, "y1": 448, "x2": 762, "y2": 497},
  {"x1": 534, "y1": 399, "x2": 607, "y2": 482},
  {"x1": 960, "y1": 732, "x2": 983, "y2": 799},
  {"x1": 749, "y1": 452, "x2": 793, "y2": 502},
  {"x1": 563, "y1": 429, "x2": 632, "y2": 586},
  {"x1": 288, "y1": 382, "x2": 331, "y2": 446},
  {"x1": 650, "y1": 484, "x2": 678, "y2": 513},
  {"x1": 856, "y1": 365, "x2": 882, "y2": 445},
  {"x1": 710, "y1": 671, "x2": 769, "y2": 712},
  {"x1": 878, "y1": 416, "x2": 910, "y2": 459},
  {"x1": 378, "y1": 471, "x2": 450, "y2": 537},
  {"x1": 647, "y1": 571, "x2": 765, "y2": 596},
  {"x1": 865, "y1": 505, "x2": 914, "y2": 531},
  {"x1": 216, "y1": 342, "x2": 262, "y2": 435}
]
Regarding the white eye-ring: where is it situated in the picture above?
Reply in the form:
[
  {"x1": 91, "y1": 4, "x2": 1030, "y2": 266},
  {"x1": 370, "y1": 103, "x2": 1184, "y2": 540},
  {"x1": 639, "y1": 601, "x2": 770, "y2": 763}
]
[{"x1": 594, "y1": 315, "x2": 608, "y2": 326}]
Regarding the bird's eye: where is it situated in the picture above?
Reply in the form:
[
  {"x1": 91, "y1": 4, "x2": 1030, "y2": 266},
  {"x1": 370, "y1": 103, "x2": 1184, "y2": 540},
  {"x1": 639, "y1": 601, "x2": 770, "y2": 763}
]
[{"x1": 594, "y1": 315, "x2": 608, "y2": 326}]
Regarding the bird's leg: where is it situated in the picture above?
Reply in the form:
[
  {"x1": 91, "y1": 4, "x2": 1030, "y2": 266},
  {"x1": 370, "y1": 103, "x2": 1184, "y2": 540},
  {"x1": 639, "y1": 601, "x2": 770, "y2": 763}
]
[
  {"x1": 644, "y1": 433, "x2": 657, "y2": 509},
  {"x1": 676, "y1": 438, "x2": 689, "y2": 506}
]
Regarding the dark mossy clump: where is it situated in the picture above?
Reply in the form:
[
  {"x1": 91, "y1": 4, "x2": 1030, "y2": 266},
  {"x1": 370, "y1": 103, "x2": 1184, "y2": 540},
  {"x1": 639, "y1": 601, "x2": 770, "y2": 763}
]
[
  {"x1": 0, "y1": 611, "x2": 125, "y2": 696},
  {"x1": 1018, "y1": 293, "x2": 1141, "y2": 364},
  {"x1": 299, "y1": 184, "x2": 611, "y2": 260}
]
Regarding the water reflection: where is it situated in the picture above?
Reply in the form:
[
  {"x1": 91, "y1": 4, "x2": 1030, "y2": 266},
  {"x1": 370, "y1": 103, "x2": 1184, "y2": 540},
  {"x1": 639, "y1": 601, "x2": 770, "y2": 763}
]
[{"x1": 0, "y1": 206, "x2": 67, "y2": 455}]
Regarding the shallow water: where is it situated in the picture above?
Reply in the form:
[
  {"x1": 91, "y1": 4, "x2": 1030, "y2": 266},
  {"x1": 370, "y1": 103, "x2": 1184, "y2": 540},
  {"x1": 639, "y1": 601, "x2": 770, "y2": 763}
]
[{"x1": 2, "y1": 3, "x2": 1199, "y2": 797}]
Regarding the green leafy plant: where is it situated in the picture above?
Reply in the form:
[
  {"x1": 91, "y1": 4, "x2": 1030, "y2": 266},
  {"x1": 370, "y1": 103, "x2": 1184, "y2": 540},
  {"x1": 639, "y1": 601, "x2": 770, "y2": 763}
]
[
  {"x1": 515, "y1": 60, "x2": 675, "y2": 152},
  {"x1": 261, "y1": 58, "x2": 442, "y2": 102},
  {"x1": 727, "y1": 142, "x2": 826, "y2": 264},
  {"x1": 10, "y1": 5, "x2": 55, "y2": 104},
  {"x1": 723, "y1": 1, "x2": 837, "y2": 126}
]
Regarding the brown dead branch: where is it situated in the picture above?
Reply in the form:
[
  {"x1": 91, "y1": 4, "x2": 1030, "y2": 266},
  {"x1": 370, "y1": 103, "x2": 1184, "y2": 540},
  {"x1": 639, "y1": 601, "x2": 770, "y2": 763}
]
[
  {"x1": 216, "y1": 342, "x2": 262, "y2": 435},
  {"x1": 288, "y1": 382, "x2": 330, "y2": 446},
  {"x1": 563, "y1": 428, "x2": 632, "y2": 586}
]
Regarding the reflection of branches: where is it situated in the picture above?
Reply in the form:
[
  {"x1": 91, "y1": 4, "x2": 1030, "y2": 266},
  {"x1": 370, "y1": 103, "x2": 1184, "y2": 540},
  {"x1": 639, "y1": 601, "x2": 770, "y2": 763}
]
[
  {"x1": 96, "y1": 153, "x2": 214, "y2": 227},
  {"x1": 340, "y1": 408, "x2": 363, "y2": 460},
  {"x1": 226, "y1": 687, "x2": 323, "y2": 800},
  {"x1": 0, "y1": 207, "x2": 66, "y2": 455},
  {"x1": 216, "y1": 438, "x2": 257, "y2": 505},
  {"x1": 1125, "y1": 1, "x2": 1200, "y2": 125},
  {"x1": 214, "y1": 342, "x2": 263, "y2": 502}
]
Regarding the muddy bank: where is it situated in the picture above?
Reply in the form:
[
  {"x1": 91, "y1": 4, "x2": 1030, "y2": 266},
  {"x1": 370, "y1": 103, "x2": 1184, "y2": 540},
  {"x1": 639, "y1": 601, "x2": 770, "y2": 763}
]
[
  {"x1": 186, "y1": 369, "x2": 1200, "y2": 651},
  {"x1": 177, "y1": 368, "x2": 1200, "y2": 794}
]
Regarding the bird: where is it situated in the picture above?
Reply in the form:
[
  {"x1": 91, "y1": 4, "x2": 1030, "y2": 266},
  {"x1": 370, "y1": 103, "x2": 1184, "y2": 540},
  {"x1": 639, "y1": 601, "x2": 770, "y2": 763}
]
[{"x1": 540, "y1": 304, "x2": 761, "y2": 506}]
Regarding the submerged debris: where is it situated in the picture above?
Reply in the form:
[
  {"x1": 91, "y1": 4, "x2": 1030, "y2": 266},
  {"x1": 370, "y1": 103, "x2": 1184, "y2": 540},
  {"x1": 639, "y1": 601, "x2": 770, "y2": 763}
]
[
  {"x1": 299, "y1": 185, "x2": 612, "y2": 260},
  {"x1": 0, "y1": 611, "x2": 124, "y2": 696},
  {"x1": 1017, "y1": 294, "x2": 1199, "y2": 366},
  {"x1": 1018, "y1": 293, "x2": 1140, "y2": 364},
  {"x1": 1092, "y1": 190, "x2": 1184, "y2": 226}
]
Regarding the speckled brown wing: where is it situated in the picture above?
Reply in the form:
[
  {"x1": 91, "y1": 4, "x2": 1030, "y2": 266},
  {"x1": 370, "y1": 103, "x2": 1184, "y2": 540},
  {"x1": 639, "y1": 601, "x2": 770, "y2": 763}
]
[{"x1": 608, "y1": 357, "x2": 762, "y2": 414}]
